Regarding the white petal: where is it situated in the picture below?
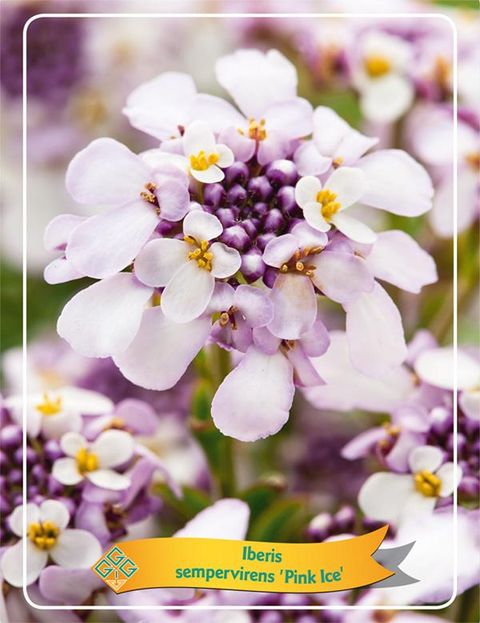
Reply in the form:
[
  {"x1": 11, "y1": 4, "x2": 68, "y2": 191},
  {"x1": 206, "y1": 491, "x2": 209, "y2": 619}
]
[
  {"x1": 358, "y1": 472, "x2": 413, "y2": 524},
  {"x1": 39, "y1": 500, "x2": 70, "y2": 530},
  {"x1": 294, "y1": 141, "x2": 332, "y2": 176},
  {"x1": 262, "y1": 234, "x2": 299, "y2": 268},
  {"x1": 216, "y1": 144, "x2": 235, "y2": 168},
  {"x1": 324, "y1": 166, "x2": 367, "y2": 209},
  {"x1": 61, "y1": 387, "x2": 114, "y2": 415},
  {"x1": 52, "y1": 457, "x2": 83, "y2": 486},
  {"x1": 87, "y1": 469, "x2": 130, "y2": 491},
  {"x1": 9, "y1": 503, "x2": 39, "y2": 538},
  {"x1": 183, "y1": 120, "x2": 216, "y2": 156},
  {"x1": 183, "y1": 210, "x2": 222, "y2": 242},
  {"x1": 190, "y1": 165, "x2": 225, "y2": 184},
  {"x1": 210, "y1": 242, "x2": 241, "y2": 278},
  {"x1": 408, "y1": 445, "x2": 444, "y2": 474},
  {"x1": 460, "y1": 389, "x2": 480, "y2": 421},
  {"x1": 175, "y1": 499, "x2": 250, "y2": 540},
  {"x1": 91, "y1": 430, "x2": 135, "y2": 468},
  {"x1": 361, "y1": 74, "x2": 414, "y2": 124},
  {"x1": 303, "y1": 202, "x2": 331, "y2": 233},
  {"x1": 60, "y1": 431, "x2": 87, "y2": 457},
  {"x1": 330, "y1": 212, "x2": 377, "y2": 244},
  {"x1": 134, "y1": 238, "x2": 187, "y2": 287},
  {"x1": 437, "y1": 463, "x2": 462, "y2": 497},
  {"x1": 41, "y1": 411, "x2": 82, "y2": 440},
  {"x1": 312, "y1": 106, "x2": 351, "y2": 156},
  {"x1": 51, "y1": 529, "x2": 102, "y2": 568},
  {"x1": 1, "y1": 540, "x2": 48, "y2": 587},
  {"x1": 162, "y1": 261, "x2": 215, "y2": 323},
  {"x1": 295, "y1": 176, "x2": 322, "y2": 208},
  {"x1": 43, "y1": 214, "x2": 85, "y2": 251},
  {"x1": 414, "y1": 347, "x2": 480, "y2": 391},
  {"x1": 44, "y1": 258, "x2": 83, "y2": 285},
  {"x1": 187, "y1": 93, "x2": 246, "y2": 132},
  {"x1": 268, "y1": 273, "x2": 317, "y2": 340}
]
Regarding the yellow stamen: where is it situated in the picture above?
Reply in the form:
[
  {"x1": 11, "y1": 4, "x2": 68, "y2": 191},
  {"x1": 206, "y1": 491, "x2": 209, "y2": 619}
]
[
  {"x1": 189, "y1": 150, "x2": 219, "y2": 171},
  {"x1": 465, "y1": 151, "x2": 480, "y2": 173},
  {"x1": 75, "y1": 447, "x2": 99, "y2": 474},
  {"x1": 364, "y1": 55, "x2": 391, "y2": 78},
  {"x1": 184, "y1": 236, "x2": 214, "y2": 271},
  {"x1": 316, "y1": 189, "x2": 341, "y2": 221},
  {"x1": 246, "y1": 117, "x2": 267, "y2": 141},
  {"x1": 332, "y1": 156, "x2": 344, "y2": 168},
  {"x1": 414, "y1": 470, "x2": 441, "y2": 497},
  {"x1": 140, "y1": 182, "x2": 157, "y2": 205},
  {"x1": 28, "y1": 520, "x2": 59, "y2": 551},
  {"x1": 35, "y1": 393, "x2": 62, "y2": 416}
]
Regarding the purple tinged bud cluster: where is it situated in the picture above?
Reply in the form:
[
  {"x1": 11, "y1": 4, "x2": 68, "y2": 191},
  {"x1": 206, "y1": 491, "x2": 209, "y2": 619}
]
[{"x1": 307, "y1": 505, "x2": 356, "y2": 542}]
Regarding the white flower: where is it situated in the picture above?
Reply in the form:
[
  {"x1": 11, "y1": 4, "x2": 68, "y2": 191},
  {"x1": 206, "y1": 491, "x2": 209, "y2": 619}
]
[
  {"x1": 353, "y1": 32, "x2": 414, "y2": 124},
  {"x1": 359, "y1": 445, "x2": 462, "y2": 527},
  {"x1": 414, "y1": 346, "x2": 480, "y2": 422},
  {"x1": 134, "y1": 210, "x2": 241, "y2": 323},
  {"x1": 182, "y1": 120, "x2": 234, "y2": 183},
  {"x1": 52, "y1": 430, "x2": 135, "y2": 490},
  {"x1": 5, "y1": 386, "x2": 114, "y2": 439},
  {"x1": 295, "y1": 168, "x2": 375, "y2": 244},
  {"x1": 0, "y1": 500, "x2": 102, "y2": 587}
]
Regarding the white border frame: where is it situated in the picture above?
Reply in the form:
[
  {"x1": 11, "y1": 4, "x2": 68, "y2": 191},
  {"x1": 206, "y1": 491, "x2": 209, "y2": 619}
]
[{"x1": 22, "y1": 11, "x2": 458, "y2": 614}]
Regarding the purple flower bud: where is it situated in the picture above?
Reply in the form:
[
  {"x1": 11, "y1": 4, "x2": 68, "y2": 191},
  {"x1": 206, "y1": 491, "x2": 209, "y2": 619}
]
[
  {"x1": 0, "y1": 425, "x2": 22, "y2": 451},
  {"x1": 156, "y1": 220, "x2": 177, "y2": 236},
  {"x1": 13, "y1": 494, "x2": 23, "y2": 507},
  {"x1": 28, "y1": 485, "x2": 40, "y2": 498},
  {"x1": 31, "y1": 464, "x2": 46, "y2": 484},
  {"x1": 276, "y1": 185, "x2": 298, "y2": 216},
  {"x1": 204, "y1": 183, "x2": 225, "y2": 207},
  {"x1": 44, "y1": 439, "x2": 63, "y2": 462},
  {"x1": 0, "y1": 451, "x2": 9, "y2": 471},
  {"x1": 8, "y1": 468, "x2": 22, "y2": 486},
  {"x1": 225, "y1": 161, "x2": 249, "y2": 187},
  {"x1": 307, "y1": 512, "x2": 332, "y2": 541},
  {"x1": 221, "y1": 225, "x2": 250, "y2": 252},
  {"x1": 241, "y1": 248, "x2": 266, "y2": 283},
  {"x1": 257, "y1": 232, "x2": 276, "y2": 252},
  {"x1": 32, "y1": 494, "x2": 45, "y2": 506},
  {"x1": 248, "y1": 175, "x2": 273, "y2": 202},
  {"x1": 263, "y1": 208, "x2": 286, "y2": 233},
  {"x1": 47, "y1": 475, "x2": 65, "y2": 496},
  {"x1": 266, "y1": 159, "x2": 298, "y2": 186},
  {"x1": 241, "y1": 218, "x2": 260, "y2": 239},
  {"x1": 227, "y1": 183, "x2": 247, "y2": 206},
  {"x1": 263, "y1": 266, "x2": 278, "y2": 289},
  {"x1": 459, "y1": 476, "x2": 479, "y2": 498},
  {"x1": 216, "y1": 207, "x2": 236, "y2": 228},
  {"x1": 334, "y1": 505, "x2": 355, "y2": 532},
  {"x1": 253, "y1": 201, "x2": 269, "y2": 217},
  {"x1": 57, "y1": 496, "x2": 76, "y2": 517},
  {"x1": 0, "y1": 495, "x2": 10, "y2": 515}
]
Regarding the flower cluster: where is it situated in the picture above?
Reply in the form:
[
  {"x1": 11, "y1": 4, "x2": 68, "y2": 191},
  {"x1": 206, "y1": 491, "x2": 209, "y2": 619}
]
[{"x1": 46, "y1": 48, "x2": 436, "y2": 443}]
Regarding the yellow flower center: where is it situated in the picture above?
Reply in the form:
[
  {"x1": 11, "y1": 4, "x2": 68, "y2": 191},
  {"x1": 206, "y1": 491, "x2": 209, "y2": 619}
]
[
  {"x1": 414, "y1": 470, "x2": 441, "y2": 497},
  {"x1": 465, "y1": 151, "x2": 480, "y2": 173},
  {"x1": 75, "y1": 447, "x2": 99, "y2": 474},
  {"x1": 28, "y1": 520, "x2": 60, "y2": 551},
  {"x1": 316, "y1": 189, "x2": 341, "y2": 221},
  {"x1": 279, "y1": 246, "x2": 323, "y2": 277},
  {"x1": 246, "y1": 117, "x2": 267, "y2": 141},
  {"x1": 35, "y1": 392, "x2": 62, "y2": 416},
  {"x1": 364, "y1": 55, "x2": 391, "y2": 78},
  {"x1": 189, "y1": 150, "x2": 219, "y2": 171},
  {"x1": 184, "y1": 236, "x2": 214, "y2": 271}
]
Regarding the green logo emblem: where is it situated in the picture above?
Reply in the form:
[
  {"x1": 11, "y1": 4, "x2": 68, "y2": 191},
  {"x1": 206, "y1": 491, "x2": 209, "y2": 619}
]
[{"x1": 93, "y1": 546, "x2": 138, "y2": 591}]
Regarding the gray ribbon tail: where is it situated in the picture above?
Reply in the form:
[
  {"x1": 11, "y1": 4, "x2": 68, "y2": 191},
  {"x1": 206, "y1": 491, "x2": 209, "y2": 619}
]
[{"x1": 372, "y1": 542, "x2": 419, "y2": 588}]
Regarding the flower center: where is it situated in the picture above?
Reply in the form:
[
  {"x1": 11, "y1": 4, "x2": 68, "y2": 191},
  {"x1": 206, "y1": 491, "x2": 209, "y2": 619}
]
[
  {"x1": 465, "y1": 151, "x2": 480, "y2": 173},
  {"x1": 75, "y1": 447, "x2": 99, "y2": 474},
  {"x1": 316, "y1": 189, "x2": 341, "y2": 221},
  {"x1": 373, "y1": 611, "x2": 396, "y2": 623},
  {"x1": 35, "y1": 392, "x2": 62, "y2": 416},
  {"x1": 414, "y1": 469, "x2": 441, "y2": 497},
  {"x1": 246, "y1": 117, "x2": 267, "y2": 141},
  {"x1": 279, "y1": 246, "x2": 323, "y2": 277},
  {"x1": 28, "y1": 520, "x2": 59, "y2": 551},
  {"x1": 140, "y1": 181, "x2": 158, "y2": 205},
  {"x1": 189, "y1": 150, "x2": 219, "y2": 171},
  {"x1": 219, "y1": 306, "x2": 238, "y2": 329},
  {"x1": 364, "y1": 55, "x2": 391, "y2": 78},
  {"x1": 184, "y1": 236, "x2": 214, "y2": 271}
]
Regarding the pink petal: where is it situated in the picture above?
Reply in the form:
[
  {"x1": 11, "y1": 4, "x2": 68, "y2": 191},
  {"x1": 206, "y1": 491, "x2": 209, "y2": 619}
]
[
  {"x1": 344, "y1": 282, "x2": 408, "y2": 378},
  {"x1": 187, "y1": 93, "x2": 245, "y2": 132},
  {"x1": 211, "y1": 347, "x2": 294, "y2": 442},
  {"x1": 44, "y1": 214, "x2": 85, "y2": 251},
  {"x1": 218, "y1": 126, "x2": 256, "y2": 163},
  {"x1": 57, "y1": 274, "x2": 152, "y2": 357},
  {"x1": 294, "y1": 141, "x2": 332, "y2": 176},
  {"x1": 154, "y1": 178, "x2": 190, "y2": 222},
  {"x1": 66, "y1": 201, "x2": 158, "y2": 279},
  {"x1": 264, "y1": 97, "x2": 313, "y2": 139},
  {"x1": 268, "y1": 273, "x2": 317, "y2": 340},
  {"x1": 257, "y1": 131, "x2": 289, "y2": 165},
  {"x1": 356, "y1": 149, "x2": 433, "y2": 216},
  {"x1": 113, "y1": 307, "x2": 211, "y2": 390},
  {"x1": 210, "y1": 242, "x2": 241, "y2": 279},
  {"x1": 234, "y1": 285, "x2": 274, "y2": 328},
  {"x1": 44, "y1": 258, "x2": 83, "y2": 285},
  {"x1": 299, "y1": 317, "x2": 330, "y2": 357},
  {"x1": 286, "y1": 345, "x2": 325, "y2": 388},
  {"x1": 66, "y1": 138, "x2": 150, "y2": 206},
  {"x1": 183, "y1": 210, "x2": 222, "y2": 242},
  {"x1": 134, "y1": 238, "x2": 187, "y2": 287},
  {"x1": 365, "y1": 230, "x2": 437, "y2": 293},
  {"x1": 311, "y1": 251, "x2": 374, "y2": 304},
  {"x1": 262, "y1": 234, "x2": 298, "y2": 268},
  {"x1": 162, "y1": 261, "x2": 215, "y2": 323},
  {"x1": 175, "y1": 499, "x2": 250, "y2": 540}
]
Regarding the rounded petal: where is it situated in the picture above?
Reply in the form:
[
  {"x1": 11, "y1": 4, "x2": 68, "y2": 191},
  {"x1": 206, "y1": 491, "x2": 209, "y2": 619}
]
[
  {"x1": 344, "y1": 282, "x2": 407, "y2": 378},
  {"x1": 303, "y1": 202, "x2": 331, "y2": 233},
  {"x1": 183, "y1": 120, "x2": 216, "y2": 156},
  {"x1": 211, "y1": 347, "x2": 294, "y2": 442},
  {"x1": 294, "y1": 141, "x2": 332, "y2": 176},
  {"x1": 39, "y1": 566, "x2": 104, "y2": 605},
  {"x1": 311, "y1": 251, "x2": 374, "y2": 304},
  {"x1": 190, "y1": 165, "x2": 225, "y2": 184},
  {"x1": 65, "y1": 138, "x2": 150, "y2": 205},
  {"x1": 51, "y1": 529, "x2": 102, "y2": 568},
  {"x1": 60, "y1": 431, "x2": 87, "y2": 457},
  {"x1": 86, "y1": 469, "x2": 130, "y2": 491},
  {"x1": 39, "y1": 500, "x2": 70, "y2": 530},
  {"x1": 218, "y1": 126, "x2": 256, "y2": 163},
  {"x1": 359, "y1": 472, "x2": 414, "y2": 524},
  {"x1": 113, "y1": 307, "x2": 211, "y2": 390},
  {"x1": 44, "y1": 214, "x2": 85, "y2": 251},
  {"x1": 216, "y1": 144, "x2": 235, "y2": 168},
  {"x1": 183, "y1": 210, "x2": 223, "y2": 242},
  {"x1": 52, "y1": 457, "x2": 83, "y2": 486},
  {"x1": 210, "y1": 242, "x2": 241, "y2": 278},
  {"x1": 9, "y1": 503, "x2": 39, "y2": 538},
  {"x1": 41, "y1": 410, "x2": 82, "y2": 440},
  {"x1": 154, "y1": 178, "x2": 190, "y2": 222},
  {"x1": 408, "y1": 445, "x2": 444, "y2": 474},
  {"x1": 330, "y1": 212, "x2": 377, "y2": 244},
  {"x1": 264, "y1": 97, "x2": 313, "y2": 139},
  {"x1": 175, "y1": 499, "x2": 250, "y2": 540},
  {"x1": 235, "y1": 285, "x2": 274, "y2": 328},
  {"x1": 361, "y1": 74, "x2": 414, "y2": 124},
  {"x1": 57, "y1": 274, "x2": 152, "y2": 358},
  {"x1": 437, "y1": 463, "x2": 462, "y2": 497},
  {"x1": 268, "y1": 273, "x2": 317, "y2": 340},
  {"x1": 257, "y1": 131, "x2": 288, "y2": 165},
  {"x1": 1, "y1": 540, "x2": 47, "y2": 587},
  {"x1": 262, "y1": 234, "x2": 299, "y2": 268},
  {"x1": 365, "y1": 230, "x2": 437, "y2": 293},
  {"x1": 414, "y1": 347, "x2": 480, "y2": 391},
  {"x1": 324, "y1": 166, "x2": 367, "y2": 209},
  {"x1": 356, "y1": 149, "x2": 433, "y2": 216},
  {"x1": 44, "y1": 258, "x2": 83, "y2": 285},
  {"x1": 134, "y1": 238, "x2": 187, "y2": 288},
  {"x1": 187, "y1": 93, "x2": 246, "y2": 132},
  {"x1": 290, "y1": 221, "x2": 328, "y2": 249},
  {"x1": 299, "y1": 318, "x2": 330, "y2": 357},
  {"x1": 91, "y1": 430, "x2": 135, "y2": 468},
  {"x1": 162, "y1": 261, "x2": 215, "y2": 323},
  {"x1": 295, "y1": 175, "x2": 322, "y2": 208},
  {"x1": 123, "y1": 72, "x2": 197, "y2": 140},
  {"x1": 66, "y1": 201, "x2": 158, "y2": 279},
  {"x1": 459, "y1": 389, "x2": 480, "y2": 421},
  {"x1": 61, "y1": 387, "x2": 114, "y2": 415}
]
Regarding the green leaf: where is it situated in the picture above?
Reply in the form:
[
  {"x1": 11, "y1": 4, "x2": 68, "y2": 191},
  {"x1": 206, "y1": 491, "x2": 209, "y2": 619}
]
[{"x1": 249, "y1": 498, "x2": 308, "y2": 543}]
